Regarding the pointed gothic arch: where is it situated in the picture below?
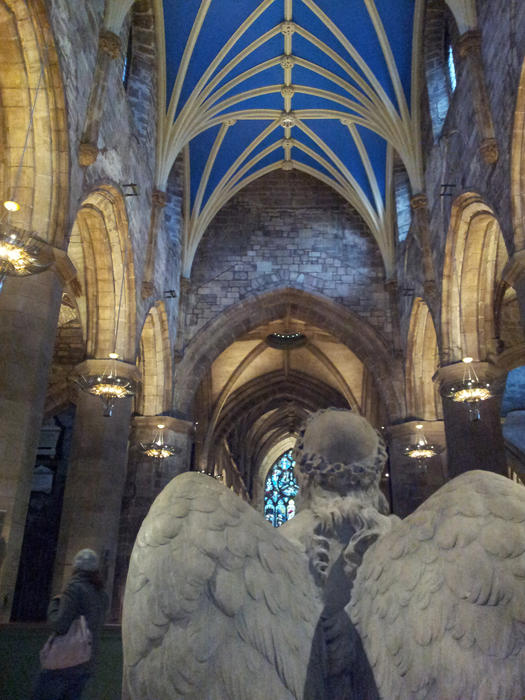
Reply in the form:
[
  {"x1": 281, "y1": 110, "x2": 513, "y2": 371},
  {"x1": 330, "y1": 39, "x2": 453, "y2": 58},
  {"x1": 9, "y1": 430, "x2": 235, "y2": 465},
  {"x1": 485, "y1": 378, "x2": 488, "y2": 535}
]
[
  {"x1": 173, "y1": 287, "x2": 405, "y2": 422},
  {"x1": 512, "y1": 58, "x2": 525, "y2": 251},
  {"x1": 67, "y1": 185, "x2": 136, "y2": 362},
  {"x1": 406, "y1": 297, "x2": 442, "y2": 420},
  {"x1": 442, "y1": 193, "x2": 509, "y2": 363},
  {"x1": 137, "y1": 301, "x2": 172, "y2": 415},
  {"x1": 0, "y1": 0, "x2": 68, "y2": 243}
]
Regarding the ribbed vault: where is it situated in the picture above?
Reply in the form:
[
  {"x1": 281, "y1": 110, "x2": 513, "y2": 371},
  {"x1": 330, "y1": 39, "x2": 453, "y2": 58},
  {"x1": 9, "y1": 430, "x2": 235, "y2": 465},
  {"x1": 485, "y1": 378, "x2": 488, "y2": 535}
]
[{"x1": 153, "y1": 0, "x2": 426, "y2": 276}]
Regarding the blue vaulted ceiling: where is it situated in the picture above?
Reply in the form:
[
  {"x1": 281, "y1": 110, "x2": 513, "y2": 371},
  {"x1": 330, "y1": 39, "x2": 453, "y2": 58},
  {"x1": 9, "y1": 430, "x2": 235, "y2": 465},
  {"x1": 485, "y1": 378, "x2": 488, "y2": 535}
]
[{"x1": 158, "y1": 0, "x2": 420, "y2": 275}]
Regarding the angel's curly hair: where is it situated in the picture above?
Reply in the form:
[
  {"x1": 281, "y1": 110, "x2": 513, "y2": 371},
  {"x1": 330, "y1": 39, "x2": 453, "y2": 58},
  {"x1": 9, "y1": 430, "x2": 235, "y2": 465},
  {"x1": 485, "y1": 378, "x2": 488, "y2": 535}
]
[{"x1": 292, "y1": 408, "x2": 387, "y2": 493}]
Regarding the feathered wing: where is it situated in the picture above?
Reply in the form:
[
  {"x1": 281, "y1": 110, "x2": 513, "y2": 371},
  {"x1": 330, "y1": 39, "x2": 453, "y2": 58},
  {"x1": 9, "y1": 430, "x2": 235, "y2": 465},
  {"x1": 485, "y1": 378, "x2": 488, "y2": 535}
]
[
  {"x1": 123, "y1": 472, "x2": 325, "y2": 700},
  {"x1": 348, "y1": 470, "x2": 525, "y2": 700}
]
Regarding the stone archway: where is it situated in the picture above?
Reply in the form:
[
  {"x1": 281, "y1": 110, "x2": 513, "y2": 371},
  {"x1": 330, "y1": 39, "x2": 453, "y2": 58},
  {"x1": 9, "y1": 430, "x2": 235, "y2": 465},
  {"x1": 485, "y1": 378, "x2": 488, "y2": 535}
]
[
  {"x1": 442, "y1": 193, "x2": 509, "y2": 363},
  {"x1": 512, "y1": 59, "x2": 525, "y2": 252},
  {"x1": 174, "y1": 287, "x2": 405, "y2": 422},
  {"x1": 67, "y1": 185, "x2": 136, "y2": 362},
  {"x1": 137, "y1": 300, "x2": 172, "y2": 416},
  {"x1": 406, "y1": 297, "x2": 442, "y2": 420},
  {"x1": 0, "y1": 0, "x2": 68, "y2": 242}
]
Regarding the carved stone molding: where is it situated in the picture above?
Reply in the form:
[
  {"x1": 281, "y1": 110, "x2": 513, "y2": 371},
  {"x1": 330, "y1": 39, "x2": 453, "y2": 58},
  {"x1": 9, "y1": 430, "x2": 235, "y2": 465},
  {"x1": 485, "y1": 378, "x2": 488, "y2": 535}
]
[
  {"x1": 410, "y1": 193, "x2": 428, "y2": 210},
  {"x1": 152, "y1": 189, "x2": 167, "y2": 208},
  {"x1": 78, "y1": 141, "x2": 98, "y2": 167},
  {"x1": 479, "y1": 137, "x2": 499, "y2": 164},
  {"x1": 457, "y1": 29, "x2": 482, "y2": 59},
  {"x1": 99, "y1": 29, "x2": 122, "y2": 59}
]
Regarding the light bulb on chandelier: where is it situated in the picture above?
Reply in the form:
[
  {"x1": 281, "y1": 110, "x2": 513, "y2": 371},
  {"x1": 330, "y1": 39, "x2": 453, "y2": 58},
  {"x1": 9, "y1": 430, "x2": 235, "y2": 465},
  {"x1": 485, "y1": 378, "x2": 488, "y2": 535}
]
[
  {"x1": 140, "y1": 423, "x2": 177, "y2": 460},
  {"x1": 444, "y1": 357, "x2": 492, "y2": 421},
  {"x1": 404, "y1": 423, "x2": 443, "y2": 467}
]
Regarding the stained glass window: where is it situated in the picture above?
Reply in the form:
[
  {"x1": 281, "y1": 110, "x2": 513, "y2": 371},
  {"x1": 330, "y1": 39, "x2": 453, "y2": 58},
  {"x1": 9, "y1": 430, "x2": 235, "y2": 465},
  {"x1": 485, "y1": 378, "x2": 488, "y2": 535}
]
[{"x1": 264, "y1": 450, "x2": 299, "y2": 527}]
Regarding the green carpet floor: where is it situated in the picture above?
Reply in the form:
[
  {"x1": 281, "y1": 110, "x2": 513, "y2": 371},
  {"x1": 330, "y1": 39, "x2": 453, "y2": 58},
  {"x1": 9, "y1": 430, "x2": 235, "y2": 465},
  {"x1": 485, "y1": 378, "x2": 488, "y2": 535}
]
[{"x1": 0, "y1": 624, "x2": 122, "y2": 699}]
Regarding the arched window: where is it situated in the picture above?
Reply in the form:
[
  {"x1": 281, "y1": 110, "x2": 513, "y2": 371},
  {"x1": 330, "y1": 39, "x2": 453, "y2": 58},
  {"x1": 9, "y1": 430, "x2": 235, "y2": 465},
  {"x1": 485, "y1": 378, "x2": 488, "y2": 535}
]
[
  {"x1": 122, "y1": 27, "x2": 133, "y2": 89},
  {"x1": 393, "y1": 160, "x2": 411, "y2": 243},
  {"x1": 264, "y1": 450, "x2": 299, "y2": 527},
  {"x1": 445, "y1": 25, "x2": 457, "y2": 93},
  {"x1": 423, "y1": 1, "x2": 459, "y2": 139}
]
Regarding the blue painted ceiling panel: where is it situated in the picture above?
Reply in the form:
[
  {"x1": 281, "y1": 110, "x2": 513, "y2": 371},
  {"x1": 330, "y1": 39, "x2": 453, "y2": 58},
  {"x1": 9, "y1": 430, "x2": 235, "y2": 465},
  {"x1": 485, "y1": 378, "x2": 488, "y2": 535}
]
[{"x1": 161, "y1": 0, "x2": 415, "y2": 236}]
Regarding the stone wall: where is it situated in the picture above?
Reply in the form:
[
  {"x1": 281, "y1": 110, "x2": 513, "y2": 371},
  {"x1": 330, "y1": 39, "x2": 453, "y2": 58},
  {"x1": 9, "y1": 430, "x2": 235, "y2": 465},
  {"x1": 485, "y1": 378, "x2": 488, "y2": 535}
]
[
  {"x1": 181, "y1": 170, "x2": 392, "y2": 348},
  {"x1": 397, "y1": 0, "x2": 525, "y2": 348},
  {"x1": 44, "y1": 0, "x2": 182, "y2": 339}
]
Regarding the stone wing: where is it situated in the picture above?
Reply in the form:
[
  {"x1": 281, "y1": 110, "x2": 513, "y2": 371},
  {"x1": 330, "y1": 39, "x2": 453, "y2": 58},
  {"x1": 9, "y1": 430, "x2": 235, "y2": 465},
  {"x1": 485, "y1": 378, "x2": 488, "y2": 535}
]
[
  {"x1": 348, "y1": 470, "x2": 525, "y2": 700},
  {"x1": 123, "y1": 472, "x2": 325, "y2": 700}
]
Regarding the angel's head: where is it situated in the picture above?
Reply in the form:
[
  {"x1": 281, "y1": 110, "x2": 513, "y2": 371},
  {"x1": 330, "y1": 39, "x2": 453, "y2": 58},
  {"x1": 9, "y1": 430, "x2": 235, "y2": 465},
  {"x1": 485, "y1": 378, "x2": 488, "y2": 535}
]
[{"x1": 292, "y1": 409, "x2": 388, "y2": 510}]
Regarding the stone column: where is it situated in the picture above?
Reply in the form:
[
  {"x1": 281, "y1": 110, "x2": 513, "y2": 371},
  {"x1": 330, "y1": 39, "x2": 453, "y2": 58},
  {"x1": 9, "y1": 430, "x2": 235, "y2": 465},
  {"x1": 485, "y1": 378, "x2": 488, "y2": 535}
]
[
  {"x1": 434, "y1": 362, "x2": 507, "y2": 478},
  {"x1": 111, "y1": 415, "x2": 194, "y2": 620},
  {"x1": 386, "y1": 420, "x2": 447, "y2": 518},
  {"x1": 0, "y1": 269, "x2": 64, "y2": 621},
  {"x1": 78, "y1": 29, "x2": 122, "y2": 167},
  {"x1": 141, "y1": 189, "x2": 167, "y2": 299},
  {"x1": 52, "y1": 359, "x2": 139, "y2": 602},
  {"x1": 410, "y1": 194, "x2": 437, "y2": 302},
  {"x1": 384, "y1": 279, "x2": 403, "y2": 357},
  {"x1": 457, "y1": 30, "x2": 499, "y2": 165},
  {"x1": 504, "y1": 251, "x2": 525, "y2": 330}
]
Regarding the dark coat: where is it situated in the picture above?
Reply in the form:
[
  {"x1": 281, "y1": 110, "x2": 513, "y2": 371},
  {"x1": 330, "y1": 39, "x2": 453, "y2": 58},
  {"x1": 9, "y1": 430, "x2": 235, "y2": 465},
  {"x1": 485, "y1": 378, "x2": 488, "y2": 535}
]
[{"x1": 47, "y1": 571, "x2": 108, "y2": 671}]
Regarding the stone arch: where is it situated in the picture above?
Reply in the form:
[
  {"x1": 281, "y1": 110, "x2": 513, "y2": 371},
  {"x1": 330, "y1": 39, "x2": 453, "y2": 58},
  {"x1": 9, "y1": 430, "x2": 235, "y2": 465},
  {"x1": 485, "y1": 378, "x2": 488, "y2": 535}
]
[
  {"x1": 136, "y1": 300, "x2": 172, "y2": 415},
  {"x1": 442, "y1": 193, "x2": 509, "y2": 363},
  {"x1": 0, "y1": 0, "x2": 68, "y2": 243},
  {"x1": 67, "y1": 185, "x2": 136, "y2": 361},
  {"x1": 406, "y1": 298, "x2": 442, "y2": 420},
  {"x1": 511, "y1": 58, "x2": 525, "y2": 250},
  {"x1": 174, "y1": 288, "x2": 405, "y2": 422}
]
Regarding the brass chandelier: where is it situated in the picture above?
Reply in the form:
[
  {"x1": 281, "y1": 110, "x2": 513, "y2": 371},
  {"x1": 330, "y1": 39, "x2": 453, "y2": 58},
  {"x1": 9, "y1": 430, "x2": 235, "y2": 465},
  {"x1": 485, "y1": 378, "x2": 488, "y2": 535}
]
[
  {"x1": 444, "y1": 357, "x2": 492, "y2": 421},
  {"x1": 140, "y1": 423, "x2": 177, "y2": 460},
  {"x1": 0, "y1": 60, "x2": 53, "y2": 286},
  {"x1": 404, "y1": 424, "x2": 443, "y2": 465}
]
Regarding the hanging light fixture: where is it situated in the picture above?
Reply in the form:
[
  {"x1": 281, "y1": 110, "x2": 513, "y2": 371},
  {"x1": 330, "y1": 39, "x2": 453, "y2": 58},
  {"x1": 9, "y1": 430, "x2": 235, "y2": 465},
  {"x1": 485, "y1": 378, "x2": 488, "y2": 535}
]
[
  {"x1": 0, "y1": 59, "x2": 53, "y2": 287},
  {"x1": 444, "y1": 357, "x2": 492, "y2": 421},
  {"x1": 74, "y1": 230, "x2": 139, "y2": 415},
  {"x1": 140, "y1": 423, "x2": 177, "y2": 460},
  {"x1": 404, "y1": 424, "x2": 443, "y2": 466},
  {"x1": 76, "y1": 353, "x2": 138, "y2": 417}
]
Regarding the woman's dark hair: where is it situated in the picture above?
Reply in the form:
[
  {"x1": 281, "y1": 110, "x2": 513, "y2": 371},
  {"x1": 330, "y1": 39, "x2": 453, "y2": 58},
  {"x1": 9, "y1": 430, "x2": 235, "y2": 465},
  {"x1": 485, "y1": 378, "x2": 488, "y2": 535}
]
[{"x1": 73, "y1": 568, "x2": 105, "y2": 590}]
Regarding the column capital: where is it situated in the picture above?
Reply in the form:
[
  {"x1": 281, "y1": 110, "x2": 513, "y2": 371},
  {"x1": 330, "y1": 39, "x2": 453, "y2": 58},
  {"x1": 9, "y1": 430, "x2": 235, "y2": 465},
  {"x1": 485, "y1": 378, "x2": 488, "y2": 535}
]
[
  {"x1": 99, "y1": 29, "x2": 122, "y2": 59},
  {"x1": 410, "y1": 193, "x2": 428, "y2": 210},
  {"x1": 152, "y1": 189, "x2": 167, "y2": 208},
  {"x1": 479, "y1": 137, "x2": 499, "y2": 164},
  {"x1": 78, "y1": 141, "x2": 99, "y2": 167},
  {"x1": 457, "y1": 29, "x2": 482, "y2": 59}
]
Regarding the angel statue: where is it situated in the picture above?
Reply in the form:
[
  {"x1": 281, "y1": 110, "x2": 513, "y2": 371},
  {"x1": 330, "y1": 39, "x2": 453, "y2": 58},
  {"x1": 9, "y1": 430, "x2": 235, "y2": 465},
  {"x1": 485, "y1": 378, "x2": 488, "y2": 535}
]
[{"x1": 122, "y1": 409, "x2": 525, "y2": 700}]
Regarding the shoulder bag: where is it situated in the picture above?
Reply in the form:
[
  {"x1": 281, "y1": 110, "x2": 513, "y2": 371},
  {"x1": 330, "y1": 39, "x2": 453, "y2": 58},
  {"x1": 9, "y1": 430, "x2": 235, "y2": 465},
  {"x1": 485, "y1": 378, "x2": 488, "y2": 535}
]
[{"x1": 39, "y1": 615, "x2": 92, "y2": 670}]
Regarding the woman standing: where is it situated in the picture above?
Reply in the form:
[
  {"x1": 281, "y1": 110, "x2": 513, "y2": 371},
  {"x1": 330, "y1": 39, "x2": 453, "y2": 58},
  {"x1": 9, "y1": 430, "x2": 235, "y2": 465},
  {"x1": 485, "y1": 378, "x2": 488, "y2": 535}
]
[{"x1": 32, "y1": 549, "x2": 108, "y2": 700}]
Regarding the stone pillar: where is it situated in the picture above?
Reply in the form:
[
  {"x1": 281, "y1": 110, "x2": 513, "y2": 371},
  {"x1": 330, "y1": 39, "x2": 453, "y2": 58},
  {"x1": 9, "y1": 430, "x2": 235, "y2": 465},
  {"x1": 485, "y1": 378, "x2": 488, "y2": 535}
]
[
  {"x1": 52, "y1": 360, "x2": 138, "y2": 601},
  {"x1": 503, "y1": 251, "x2": 525, "y2": 330},
  {"x1": 0, "y1": 270, "x2": 64, "y2": 620},
  {"x1": 457, "y1": 30, "x2": 499, "y2": 164},
  {"x1": 435, "y1": 362, "x2": 507, "y2": 478},
  {"x1": 111, "y1": 415, "x2": 194, "y2": 620},
  {"x1": 78, "y1": 29, "x2": 122, "y2": 167},
  {"x1": 141, "y1": 189, "x2": 167, "y2": 299},
  {"x1": 384, "y1": 279, "x2": 403, "y2": 357},
  {"x1": 386, "y1": 420, "x2": 447, "y2": 518},
  {"x1": 410, "y1": 194, "x2": 437, "y2": 301}
]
